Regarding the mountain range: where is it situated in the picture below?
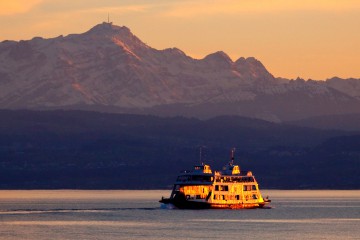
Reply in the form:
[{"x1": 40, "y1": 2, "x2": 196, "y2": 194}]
[
  {"x1": 1, "y1": 23, "x2": 359, "y2": 189},
  {"x1": 1, "y1": 22, "x2": 360, "y2": 122}
]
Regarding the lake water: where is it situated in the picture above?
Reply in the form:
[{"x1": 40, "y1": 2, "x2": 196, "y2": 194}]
[{"x1": 0, "y1": 190, "x2": 359, "y2": 239}]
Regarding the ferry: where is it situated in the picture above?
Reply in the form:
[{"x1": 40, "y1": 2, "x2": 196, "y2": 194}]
[{"x1": 160, "y1": 149, "x2": 270, "y2": 209}]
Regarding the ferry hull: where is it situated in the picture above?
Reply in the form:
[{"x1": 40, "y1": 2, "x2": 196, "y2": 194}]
[
  {"x1": 160, "y1": 198, "x2": 211, "y2": 209},
  {"x1": 159, "y1": 197, "x2": 268, "y2": 209}
]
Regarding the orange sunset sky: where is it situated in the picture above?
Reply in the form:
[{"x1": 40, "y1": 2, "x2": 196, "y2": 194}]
[{"x1": 0, "y1": 0, "x2": 359, "y2": 80}]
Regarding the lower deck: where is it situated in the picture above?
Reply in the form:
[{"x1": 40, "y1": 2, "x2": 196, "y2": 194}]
[
  {"x1": 166, "y1": 180, "x2": 266, "y2": 209},
  {"x1": 160, "y1": 193, "x2": 267, "y2": 209}
]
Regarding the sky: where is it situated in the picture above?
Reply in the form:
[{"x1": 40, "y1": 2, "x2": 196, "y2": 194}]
[{"x1": 0, "y1": 0, "x2": 359, "y2": 80}]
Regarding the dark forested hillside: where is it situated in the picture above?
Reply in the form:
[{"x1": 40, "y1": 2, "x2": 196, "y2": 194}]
[
  {"x1": 286, "y1": 113, "x2": 360, "y2": 131},
  {"x1": 0, "y1": 110, "x2": 359, "y2": 189}
]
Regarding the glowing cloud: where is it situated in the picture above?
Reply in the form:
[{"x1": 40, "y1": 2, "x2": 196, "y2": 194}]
[
  {"x1": 0, "y1": 0, "x2": 43, "y2": 15},
  {"x1": 82, "y1": 5, "x2": 149, "y2": 14},
  {"x1": 164, "y1": 0, "x2": 360, "y2": 18}
]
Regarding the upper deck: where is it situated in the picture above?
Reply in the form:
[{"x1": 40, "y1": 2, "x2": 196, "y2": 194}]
[
  {"x1": 175, "y1": 164, "x2": 214, "y2": 184},
  {"x1": 174, "y1": 164, "x2": 256, "y2": 185}
]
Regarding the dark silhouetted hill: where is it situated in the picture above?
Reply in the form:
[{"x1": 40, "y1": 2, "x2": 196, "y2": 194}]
[
  {"x1": 286, "y1": 113, "x2": 360, "y2": 131},
  {"x1": 0, "y1": 110, "x2": 359, "y2": 189}
]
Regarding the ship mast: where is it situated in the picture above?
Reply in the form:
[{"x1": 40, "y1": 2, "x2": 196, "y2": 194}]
[
  {"x1": 230, "y1": 148, "x2": 235, "y2": 166},
  {"x1": 199, "y1": 146, "x2": 206, "y2": 165}
]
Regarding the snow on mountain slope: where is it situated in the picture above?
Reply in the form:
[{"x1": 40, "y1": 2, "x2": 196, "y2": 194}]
[
  {"x1": 325, "y1": 77, "x2": 360, "y2": 99},
  {"x1": 0, "y1": 22, "x2": 360, "y2": 121},
  {"x1": 0, "y1": 23, "x2": 272, "y2": 107}
]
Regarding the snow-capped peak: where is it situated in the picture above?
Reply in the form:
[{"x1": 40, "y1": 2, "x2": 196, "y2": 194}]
[
  {"x1": 204, "y1": 51, "x2": 233, "y2": 63},
  {"x1": 81, "y1": 22, "x2": 149, "y2": 52},
  {"x1": 85, "y1": 22, "x2": 131, "y2": 36}
]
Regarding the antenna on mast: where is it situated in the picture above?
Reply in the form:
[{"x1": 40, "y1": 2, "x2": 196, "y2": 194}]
[
  {"x1": 107, "y1": 13, "x2": 110, "y2": 23},
  {"x1": 230, "y1": 148, "x2": 236, "y2": 166},
  {"x1": 199, "y1": 146, "x2": 206, "y2": 165}
]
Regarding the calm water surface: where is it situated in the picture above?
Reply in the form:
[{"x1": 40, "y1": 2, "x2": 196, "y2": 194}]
[{"x1": 0, "y1": 190, "x2": 359, "y2": 240}]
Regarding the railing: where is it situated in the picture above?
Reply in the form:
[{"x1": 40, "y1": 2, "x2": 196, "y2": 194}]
[{"x1": 214, "y1": 176, "x2": 255, "y2": 183}]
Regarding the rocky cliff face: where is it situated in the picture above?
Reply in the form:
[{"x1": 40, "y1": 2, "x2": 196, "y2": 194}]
[{"x1": 1, "y1": 22, "x2": 360, "y2": 121}]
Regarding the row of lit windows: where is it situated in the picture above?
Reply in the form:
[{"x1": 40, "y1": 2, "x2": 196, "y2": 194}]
[
  {"x1": 213, "y1": 194, "x2": 258, "y2": 201},
  {"x1": 244, "y1": 185, "x2": 257, "y2": 191},
  {"x1": 214, "y1": 185, "x2": 257, "y2": 192},
  {"x1": 214, "y1": 185, "x2": 228, "y2": 191},
  {"x1": 176, "y1": 175, "x2": 213, "y2": 182},
  {"x1": 181, "y1": 185, "x2": 210, "y2": 195},
  {"x1": 213, "y1": 194, "x2": 241, "y2": 200},
  {"x1": 186, "y1": 194, "x2": 207, "y2": 200},
  {"x1": 215, "y1": 176, "x2": 255, "y2": 183}
]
